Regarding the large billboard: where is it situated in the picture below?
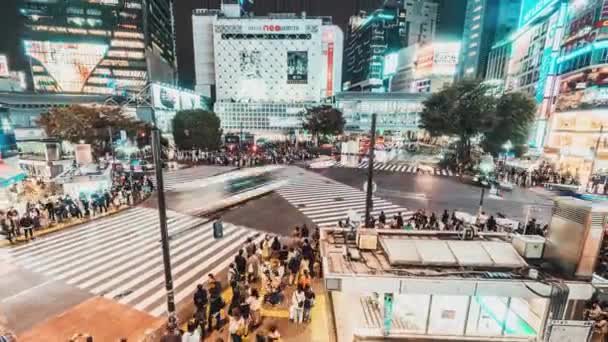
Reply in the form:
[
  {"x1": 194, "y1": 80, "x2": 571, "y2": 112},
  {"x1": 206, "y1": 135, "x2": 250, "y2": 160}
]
[
  {"x1": 287, "y1": 51, "x2": 308, "y2": 84},
  {"x1": 151, "y1": 83, "x2": 206, "y2": 111},
  {"x1": 24, "y1": 40, "x2": 109, "y2": 93}
]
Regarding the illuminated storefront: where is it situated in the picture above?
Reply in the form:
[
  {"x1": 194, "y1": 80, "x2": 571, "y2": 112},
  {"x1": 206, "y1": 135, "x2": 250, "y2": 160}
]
[
  {"x1": 19, "y1": 0, "x2": 176, "y2": 95},
  {"x1": 544, "y1": 0, "x2": 608, "y2": 179}
]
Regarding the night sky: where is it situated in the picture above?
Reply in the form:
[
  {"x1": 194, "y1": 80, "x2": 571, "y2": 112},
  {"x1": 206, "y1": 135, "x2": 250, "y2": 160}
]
[{"x1": 0, "y1": 0, "x2": 465, "y2": 90}]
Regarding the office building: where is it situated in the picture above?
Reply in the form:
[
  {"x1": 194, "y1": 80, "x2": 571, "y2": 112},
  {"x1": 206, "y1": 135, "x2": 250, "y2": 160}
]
[
  {"x1": 192, "y1": 7, "x2": 341, "y2": 138},
  {"x1": 459, "y1": 0, "x2": 521, "y2": 79},
  {"x1": 342, "y1": 1, "x2": 438, "y2": 92},
  {"x1": 19, "y1": 0, "x2": 176, "y2": 95}
]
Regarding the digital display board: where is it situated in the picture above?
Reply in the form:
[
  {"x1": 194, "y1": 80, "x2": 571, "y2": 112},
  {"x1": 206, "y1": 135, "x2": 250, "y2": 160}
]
[
  {"x1": 287, "y1": 51, "x2": 308, "y2": 84},
  {"x1": 151, "y1": 83, "x2": 206, "y2": 112},
  {"x1": 24, "y1": 40, "x2": 109, "y2": 92},
  {"x1": 383, "y1": 52, "x2": 399, "y2": 77}
]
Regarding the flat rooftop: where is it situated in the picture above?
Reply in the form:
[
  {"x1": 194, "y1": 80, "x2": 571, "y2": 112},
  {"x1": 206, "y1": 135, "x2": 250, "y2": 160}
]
[{"x1": 321, "y1": 228, "x2": 564, "y2": 281}]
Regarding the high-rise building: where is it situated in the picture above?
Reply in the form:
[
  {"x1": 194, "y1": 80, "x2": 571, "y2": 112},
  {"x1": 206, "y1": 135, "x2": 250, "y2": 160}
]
[
  {"x1": 19, "y1": 0, "x2": 176, "y2": 95},
  {"x1": 402, "y1": 0, "x2": 438, "y2": 47},
  {"x1": 459, "y1": 0, "x2": 521, "y2": 79},
  {"x1": 342, "y1": 1, "x2": 438, "y2": 92},
  {"x1": 504, "y1": 0, "x2": 568, "y2": 149}
]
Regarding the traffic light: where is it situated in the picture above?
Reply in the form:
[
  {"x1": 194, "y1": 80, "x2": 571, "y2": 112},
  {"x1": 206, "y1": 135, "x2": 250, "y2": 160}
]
[{"x1": 251, "y1": 145, "x2": 258, "y2": 153}]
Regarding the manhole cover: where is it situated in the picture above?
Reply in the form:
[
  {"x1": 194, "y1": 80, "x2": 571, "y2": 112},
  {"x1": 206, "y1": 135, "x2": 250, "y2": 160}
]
[
  {"x1": 325, "y1": 181, "x2": 332, "y2": 184},
  {"x1": 334, "y1": 197, "x2": 344, "y2": 202},
  {"x1": 298, "y1": 204, "x2": 306, "y2": 208}
]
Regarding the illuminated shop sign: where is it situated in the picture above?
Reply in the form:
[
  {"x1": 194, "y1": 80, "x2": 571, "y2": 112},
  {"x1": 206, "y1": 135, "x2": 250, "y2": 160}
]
[
  {"x1": 519, "y1": 0, "x2": 559, "y2": 28},
  {"x1": 24, "y1": 40, "x2": 109, "y2": 92},
  {"x1": 0, "y1": 55, "x2": 9, "y2": 78},
  {"x1": 215, "y1": 23, "x2": 319, "y2": 35}
]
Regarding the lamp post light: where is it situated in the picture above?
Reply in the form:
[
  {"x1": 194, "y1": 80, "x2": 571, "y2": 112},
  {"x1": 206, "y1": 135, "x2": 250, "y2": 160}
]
[{"x1": 502, "y1": 140, "x2": 513, "y2": 162}]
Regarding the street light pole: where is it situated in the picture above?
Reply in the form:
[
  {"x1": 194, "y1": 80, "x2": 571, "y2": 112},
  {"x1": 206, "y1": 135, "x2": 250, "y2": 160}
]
[
  {"x1": 151, "y1": 128, "x2": 177, "y2": 333},
  {"x1": 590, "y1": 125, "x2": 604, "y2": 184},
  {"x1": 365, "y1": 113, "x2": 377, "y2": 228}
]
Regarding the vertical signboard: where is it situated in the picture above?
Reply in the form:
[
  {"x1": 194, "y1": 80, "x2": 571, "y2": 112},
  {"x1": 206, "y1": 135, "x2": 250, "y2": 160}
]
[
  {"x1": 0, "y1": 55, "x2": 9, "y2": 78},
  {"x1": 326, "y1": 43, "x2": 334, "y2": 97}
]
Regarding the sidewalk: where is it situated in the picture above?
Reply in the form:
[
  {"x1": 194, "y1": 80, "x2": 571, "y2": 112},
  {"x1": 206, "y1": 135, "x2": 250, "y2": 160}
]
[{"x1": 17, "y1": 297, "x2": 163, "y2": 342}]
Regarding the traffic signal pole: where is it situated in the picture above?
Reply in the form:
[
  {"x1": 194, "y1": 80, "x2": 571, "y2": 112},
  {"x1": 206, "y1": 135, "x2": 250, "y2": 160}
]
[
  {"x1": 151, "y1": 129, "x2": 177, "y2": 334},
  {"x1": 365, "y1": 113, "x2": 377, "y2": 228}
]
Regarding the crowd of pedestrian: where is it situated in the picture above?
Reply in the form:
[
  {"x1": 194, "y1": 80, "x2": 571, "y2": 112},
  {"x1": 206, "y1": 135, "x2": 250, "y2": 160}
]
[
  {"x1": 496, "y1": 161, "x2": 579, "y2": 188},
  {"x1": 174, "y1": 144, "x2": 315, "y2": 168},
  {"x1": 183, "y1": 224, "x2": 321, "y2": 342},
  {"x1": 339, "y1": 208, "x2": 547, "y2": 237},
  {"x1": 0, "y1": 173, "x2": 154, "y2": 244}
]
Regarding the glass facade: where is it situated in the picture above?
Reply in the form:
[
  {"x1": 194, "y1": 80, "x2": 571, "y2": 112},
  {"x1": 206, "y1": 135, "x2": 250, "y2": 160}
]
[
  {"x1": 19, "y1": 0, "x2": 175, "y2": 95},
  {"x1": 361, "y1": 293, "x2": 547, "y2": 339}
]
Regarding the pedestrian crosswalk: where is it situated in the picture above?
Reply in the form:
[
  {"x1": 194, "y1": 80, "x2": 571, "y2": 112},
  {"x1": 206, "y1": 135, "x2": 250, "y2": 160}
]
[
  {"x1": 333, "y1": 161, "x2": 456, "y2": 177},
  {"x1": 276, "y1": 170, "x2": 413, "y2": 227},
  {"x1": 151, "y1": 165, "x2": 234, "y2": 191},
  {"x1": 7, "y1": 207, "x2": 262, "y2": 317}
]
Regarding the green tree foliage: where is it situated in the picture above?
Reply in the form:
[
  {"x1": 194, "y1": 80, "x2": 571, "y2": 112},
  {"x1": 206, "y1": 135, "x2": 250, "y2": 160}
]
[
  {"x1": 481, "y1": 92, "x2": 536, "y2": 156},
  {"x1": 172, "y1": 110, "x2": 222, "y2": 150},
  {"x1": 37, "y1": 105, "x2": 150, "y2": 157},
  {"x1": 419, "y1": 80, "x2": 536, "y2": 164},
  {"x1": 302, "y1": 105, "x2": 345, "y2": 144},
  {"x1": 419, "y1": 80, "x2": 496, "y2": 163}
]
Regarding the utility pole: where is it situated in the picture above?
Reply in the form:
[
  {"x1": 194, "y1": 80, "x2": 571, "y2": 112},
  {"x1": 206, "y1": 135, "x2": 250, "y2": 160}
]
[
  {"x1": 108, "y1": 126, "x2": 115, "y2": 162},
  {"x1": 365, "y1": 113, "x2": 377, "y2": 228},
  {"x1": 152, "y1": 128, "x2": 177, "y2": 334}
]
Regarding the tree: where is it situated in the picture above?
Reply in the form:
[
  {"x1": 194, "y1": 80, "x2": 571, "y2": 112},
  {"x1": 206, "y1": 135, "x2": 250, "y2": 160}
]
[
  {"x1": 419, "y1": 80, "x2": 496, "y2": 164},
  {"x1": 37, "y1": 105, "x2": 149, "y2": 158},
  {"x1": 172, "y1": 110, "x2": 222, "y2": 150},
  {"x1": 419, "y1": 81, "x2": 536, "y2": 165},
  {"x1": 481, "y1": 92, "x2": 536, "y2": 156},
  {"x1": 302, "y1": 105, "x2": 345, "y2": 144}
]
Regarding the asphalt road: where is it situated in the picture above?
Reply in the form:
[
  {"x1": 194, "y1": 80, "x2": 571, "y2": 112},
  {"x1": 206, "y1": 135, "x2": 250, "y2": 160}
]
[{"x1": 310, "y1": 167, "x2": 554, "y2": 223}]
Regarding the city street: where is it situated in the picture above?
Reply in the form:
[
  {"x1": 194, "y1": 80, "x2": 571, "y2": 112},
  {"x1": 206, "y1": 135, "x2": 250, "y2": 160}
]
[{"x1": 315, "y1": 166, "x2": 554, "y2": 223}]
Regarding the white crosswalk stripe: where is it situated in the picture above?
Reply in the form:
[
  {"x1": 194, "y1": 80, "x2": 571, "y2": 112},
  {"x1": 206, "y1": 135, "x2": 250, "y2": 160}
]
[
  {"x1": 276, "y1": 170, "x2": 413, "y2": 227},
  {"x1": 149, "y1": 166, "x2": 234, "y2": 191},
  {"x1": 348, "y1": 161, "x2": 455, "y2": 177},
  {"x1": 8, "y1": 207, "x2": 261, "y2": 317}
]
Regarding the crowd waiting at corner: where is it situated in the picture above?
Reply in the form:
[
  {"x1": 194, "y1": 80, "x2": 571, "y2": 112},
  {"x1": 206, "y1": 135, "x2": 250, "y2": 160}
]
[
  {"x1": 0, "y1": 173, "x2": 154, "y2": 244},
  {"x1": 177, "y1": 224, "x2": 321, "y2": 342}
]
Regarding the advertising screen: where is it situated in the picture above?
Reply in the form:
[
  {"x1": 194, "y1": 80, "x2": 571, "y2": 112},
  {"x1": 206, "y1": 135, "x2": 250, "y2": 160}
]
[
  {"x1": 180, "y1": 92, "x2": 201, "y2": 110},
  {"x1": 519, "y1": 0, "x2": 559, "y2": 28},
  {"x1": 151, "y1": 84, "x2": 180, "y2": 110},
  {"x1": 24, "y1": 40, "x2": 109, "y2": 93},
  {"x1": 0, "y1": 55, "x2": 9, "y2": 78},
  {"x1": 287, "y1": 51, "x2": 308, "y2": 84},
  {"x1": 240, "y1": 50, "x2": 262, "y2": 79}
]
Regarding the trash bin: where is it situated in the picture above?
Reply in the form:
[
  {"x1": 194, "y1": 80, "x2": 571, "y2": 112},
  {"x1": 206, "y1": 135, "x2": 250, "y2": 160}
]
[{"x1": 213, "y1": 220, "x2": 223, "y2": 239}]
